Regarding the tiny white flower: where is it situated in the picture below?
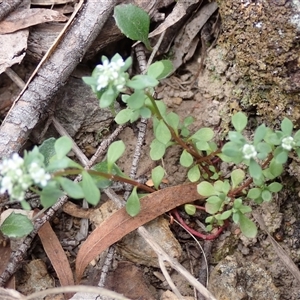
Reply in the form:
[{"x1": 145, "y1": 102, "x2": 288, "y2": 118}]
[
  {"x1": 282, "y1": 136, "x2": 294, "y2": 151},
  {"x1": 242, "y1": 144, "x2": 257, "y2": 160}
]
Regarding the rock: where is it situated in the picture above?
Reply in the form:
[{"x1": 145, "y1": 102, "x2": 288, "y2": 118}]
[{"x1": 208, "y1": 254, "x2": 280, "y2": 300}]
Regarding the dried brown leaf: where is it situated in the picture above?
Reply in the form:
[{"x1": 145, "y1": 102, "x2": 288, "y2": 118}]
[
  {"x1": 38, "y1": 218, "x2": 74, "y2": 297},
  {"x1": 0, "y1": 8, "x2": 67, "y2": 34},
  {"x1": 75, "y1": 183, "x2": 202, "y2": 282}
]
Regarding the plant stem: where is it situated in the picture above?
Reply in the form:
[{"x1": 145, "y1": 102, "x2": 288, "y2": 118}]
[{"x1": 53, "y1": 169, "x2": 156, "y2": 193}]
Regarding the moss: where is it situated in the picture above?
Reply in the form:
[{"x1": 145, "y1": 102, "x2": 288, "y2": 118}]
[{"x1": 216, "y1": 0, "x2": 300, "y2": 124}]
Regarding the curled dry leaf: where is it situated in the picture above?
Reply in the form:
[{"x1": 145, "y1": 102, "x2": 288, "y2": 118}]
[
  {"x1": 0, "y1": 8, "x2": 68, "y2": 34},
  {"x1": 75, "y1": 183, "x2": 203, "y2": 282}
]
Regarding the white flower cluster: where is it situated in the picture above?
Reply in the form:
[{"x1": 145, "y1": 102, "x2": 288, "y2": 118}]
[
  {"x1": 96, "y1": 58, "x2": 126, "y2": 92},
  {"x1": 0, "y1": 154, "x2": 51, "y2": 201},
  {"x1": 281, "y1": 136, "x2": 294, "y2": 151},
  {"x1": 242, "y1": 144, "x2": 257, "y2": 160}
]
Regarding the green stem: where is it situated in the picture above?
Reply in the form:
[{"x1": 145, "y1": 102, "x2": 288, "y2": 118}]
[{"x1": 53, "y1": 169, "x2": 156, "y2": 193}]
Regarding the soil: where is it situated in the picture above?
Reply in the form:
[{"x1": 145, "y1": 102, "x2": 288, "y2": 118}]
[{"x1": 1, "y1": 1, "x2": 300, "y2": 300}]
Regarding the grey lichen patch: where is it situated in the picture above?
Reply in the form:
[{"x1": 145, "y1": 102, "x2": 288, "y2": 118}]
[{"x1": 216, "y1": 0, "x2": 300, "y2": 124}]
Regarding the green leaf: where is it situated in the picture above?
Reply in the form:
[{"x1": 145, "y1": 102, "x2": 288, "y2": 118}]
[
  {"x1": 232, "y1": 112, "x2": 247, "y2": 132},
  {"x1": 151, "y1": 166, "x2": 165, "y2": 189},
  {"x1": 222, "y1": 142, "x2": 242, "y2": 157},
  {"x1": 294, "y1": 130, "x2": 300, "y2": 141},
  {"x1": 281, "y1": 117, "x2": 293, "y2": 135},
  {"x1": 228, "y1": 131, "x2": 246, "y2": 144},
  {"x1": 126, "y1": 90, "x2": 146, "y2": 110},
  {"x1": 253, "y1": 124, "x2": 267, "y2": 144},
  {"x1": 238, "y1": 205, "x2": 252, "y2": 214},
  {"x1": 127, "y1": 75, "x2": 159, "y2": 89},
  {"x1": 184, "y1": 204, "x2": 196, "y2": 215},
  {"x1": 82, "y1": 171, "x2": 100, "y2": 205},
  {"x1": 115, "y1": 108, "x2": 133, "y2": 124},
  {"x1": 46, "y1": 156, "x2": 82, "y2": 172},
  {"x1": 114, "y1": 4, "x2": 151, "y2": 50},
  {"x1": 274, "y1": 149, "x2": 288, "y2": 164},
  {"x1": 267, "y1": 182, "x2": 283, "y2": 193},
  {"x1": 249, "y1": 159, "x2": 262, "y2": 180},
  {"x1": 155, "y1": 120, "x2": 171, "y2": 145},
  {"x1": 39, "y1": 138, "x2": 56, "y2": 166},
  {"x1": 231, "y1": 169, "x2": 245, "y2": 189},
  {"x1": 99, "y1": 87, "x2": 117, "y2": 108},
  {"x1": 239, "y1": 213, "x2": 257, "y2": 238},
  {"x1": 126, "y1": 187, "x2": 140, "y2": 216},
  {"x1": 150, "y1": 139, "x2": 166, "y2": 160},
  {"x1": 262, "y1": 190, "x2": 272, "y2": 202},
  {"x1": 183, "y1": 116, "x2": 194, "y2": 127},
  {"x1": 247, "y1": 188, "x2": 261, "y2": 200},
  {"x1": 107, "y1": 141, "x2": 126, "y2": 172},
  {"x1": 190, "y1": 128, "x2": 214, "y2": 142},
  {"x1": 147, "y1": 60, "x2": 173, "y2": 80},
  {"x1": 139, "y1": 107, "x2": 152, "y2": 118},
  {"x1": 0, "y1": 212, "x2": 33, "y2": 238},
  {"x1": 180, "y1": 150, "x2": 193, "y2": 167},
  {"x1": 232, "y1": 212, "x2": 240, "y2": 223},
  {"x1": 233, "y1": 198, "x2": 242, "y2": 209},
  {"x1": 165, "y1": 112, "x2": 180, "y2": 134},
  {"x1": 54, "y1": 136, "x2": 72, "y2": 159},
  {"x1": 196, "y1": 141, "x2": 210, "y2": 151},
  {"x1": 197, "y1": 181, "x2": 216, "y2": 197},
  {"x1": 220, "y1": 210, "x2": 232, "y2": 220},
  {"x1": 41, "y1": 185, "x2": 64, "y2": 208},
  {"x1": 82, "y1": 76, "x2": 97, "y2": 87},
  {"x1": 205, "y1": 196, "x2": 222, "y2": 214},
  {"x1": 269, "y1": 159, "x2": 283, "y2": 177},
  {"x1": 188, "y1": 165, "x2": 200, "y2": 182},
  {"x1": 256, "y1": 142, "x2": 272, "y2": 160},
  {"x1": 58, "y1": 177, "x2": 84, "y2": 199}
]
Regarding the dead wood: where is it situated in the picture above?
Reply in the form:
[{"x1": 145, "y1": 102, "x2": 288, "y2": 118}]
[
  {"x1": 0, "y1": 0, "x2": 23, "y2": 23},
  {"x1": 0, "y1": 0, "x2": 117, "y2": 159}
]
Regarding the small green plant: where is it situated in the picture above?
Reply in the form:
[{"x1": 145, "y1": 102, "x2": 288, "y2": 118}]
[{"x1": 1, "y1": 4, "x2": 299, "y2": 239}]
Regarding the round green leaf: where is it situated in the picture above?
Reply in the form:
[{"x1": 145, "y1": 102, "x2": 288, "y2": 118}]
[
  {"x1": 188, "y1": 165, "x2": 200, "y2": 182},
  {"x1": 126, "y1": 187, "x2": 140, "y2": 217},
  {"x1": 99, "y1": 87, "x2": 117, "y2": 108},
  {"x1": 281, "y1": 117, "x2": 293, "y2": 135},
  {"x1": 231, "y1": 169, "x2": 245, "y2": 189},
  {"x1": 205, "y1": 196, "x2": 222, "y2": 214},
  {"x1": 127, "y1": 75, "x2": 159, "y2": 89},
  {"x1": 232, "y1": 112, "x2": 247, "y2": 132},
  {"x1": 184, "y1": 204, "x2": 196, "y2": 215},
  {"x1": 155, "y1": 120, "x2": 171, "y2": 145},
  {"x1": 126, "y1": 90, "x2": 146, "y2": 110},
  {"x1": 239, "y1": 213, "x2": 257, "y2": 238},
  {"x1": 165, "y1": 112, "x2": 180, "y2": 133},
  {"x1": 0, "y1": 212, "x2": 33, "y2": 238},
  {"x1": 150, "y1": 139, "x2": 166, "y2": 160},
  {"x1": 180, "y1": 150, "x2": 193, "y2": 167},
  {"x1": 107, "y1": 141, "x2": 126, "y2": 171},
  {"x1": 249, "y1": 159, "x2": 262, "y2": 180},
  {"x1": 82, "y1": 171, "x2": 101, "y2": 205},
  {"x1": 54, "y1": 136, "x2": 73, "y2": 159},
  {"x1": 147, "y1": 60, "x2": 173, "y2": 80},
  {"x1": 58, "y1": 177, "x2": 84, "y2": 199},
  {"x1": 220, "y1": 210, "x2": 232, "y2": 220},
  {"x1": 114, "y1": 4, "x2": 151, "y2": 49},
  {"x1": 151, "y1": 166, "x2": 165, "y2": 189},
  {"x1": 190, "y1": 128, "x2": 214, "y2": 142},
  {"x1": 275, "y1": 150, "x2": 288, "y2": 164},
  {"x1": 197, "y1": 181, "x2": 216, "y2": 197},
  {"x1": 222, "y1": 142, "x2": 242, "y2": 157},
  {"x1": 139, "y1": 107, "x2": 152, "y2": 118},
  {"x1": 115, "y1": 108, "x2": 133, "y2": 124},
  {"x1": 267, "y1": 182, "x2": 283, "y2": 193},
  {"x1": 247, "y1": 188, "x2": 261, "y2": 200},
  {"x1": 262, "y1": 189, "x2": 272, "y2": 202},
  {"x1": 253, "y1": 124, "x2": 267, "y2": 144},
  {"x1": 41, "y1": 184, "x2": 64, "y2": 208}
]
